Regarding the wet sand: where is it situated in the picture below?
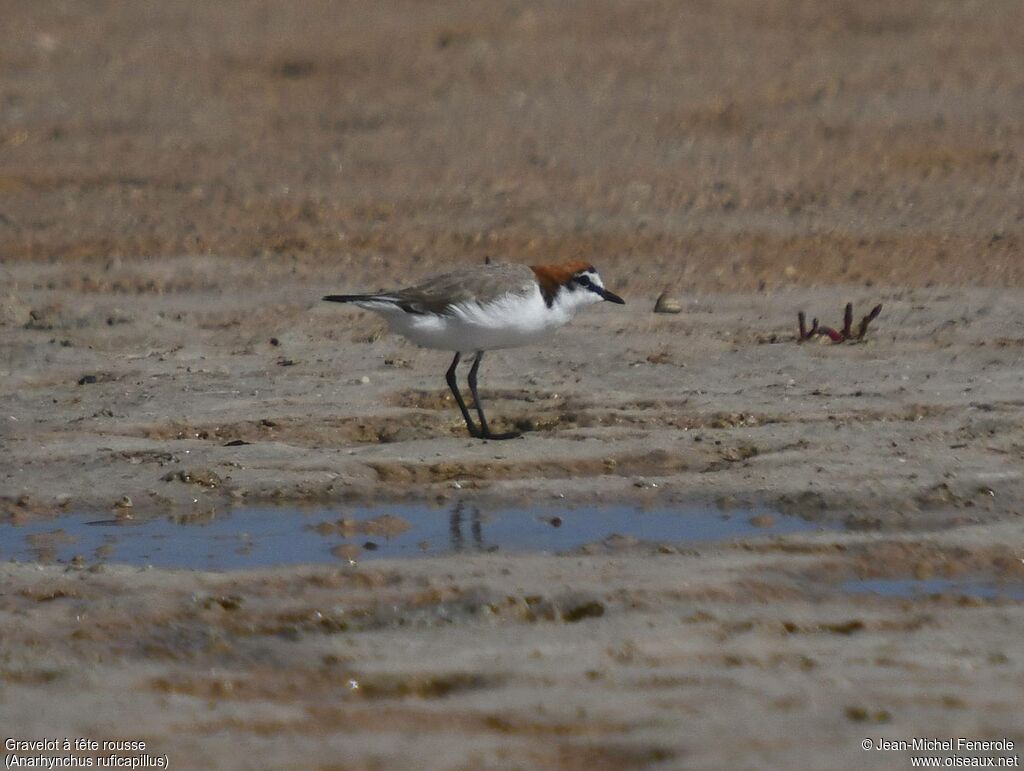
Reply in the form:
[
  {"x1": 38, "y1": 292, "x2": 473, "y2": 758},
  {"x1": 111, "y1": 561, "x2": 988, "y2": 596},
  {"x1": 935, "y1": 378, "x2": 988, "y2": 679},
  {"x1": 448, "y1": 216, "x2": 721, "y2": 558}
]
[
  {"x1": 3, "y1": 263, "x2": 1024, "y2": 768},
  {"x1": 2, "y1": 1, "x2": 1024, "y2": 768}
]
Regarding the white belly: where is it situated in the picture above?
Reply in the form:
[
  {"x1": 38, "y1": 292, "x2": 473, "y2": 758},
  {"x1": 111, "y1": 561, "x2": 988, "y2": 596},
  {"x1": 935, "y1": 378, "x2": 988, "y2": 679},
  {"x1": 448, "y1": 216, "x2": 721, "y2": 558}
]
[{"x1": 381, "y1": 286, "x2": 574, "y2": 352}]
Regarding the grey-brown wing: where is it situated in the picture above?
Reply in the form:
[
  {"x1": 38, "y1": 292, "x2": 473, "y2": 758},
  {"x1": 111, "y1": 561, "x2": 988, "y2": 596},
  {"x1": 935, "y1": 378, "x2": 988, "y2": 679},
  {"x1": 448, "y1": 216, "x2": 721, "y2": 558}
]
[{"x1": 391, "y1": 263, "x2": 536, "y2": 315}]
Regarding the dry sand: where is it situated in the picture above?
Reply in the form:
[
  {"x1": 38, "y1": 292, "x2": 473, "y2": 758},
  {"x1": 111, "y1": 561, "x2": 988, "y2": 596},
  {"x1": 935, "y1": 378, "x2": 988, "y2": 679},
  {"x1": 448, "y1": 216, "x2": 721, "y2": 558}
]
[{"x1": 2, "y1": 1, "x2": 1024, "y2": 769}]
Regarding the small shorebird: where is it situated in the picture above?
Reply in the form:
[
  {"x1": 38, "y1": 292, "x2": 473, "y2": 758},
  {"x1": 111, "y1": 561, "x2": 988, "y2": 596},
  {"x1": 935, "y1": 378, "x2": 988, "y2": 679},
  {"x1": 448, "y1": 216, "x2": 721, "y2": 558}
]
[{"x1": 323, "y1": 260, "x2": 624, "y2": 440}]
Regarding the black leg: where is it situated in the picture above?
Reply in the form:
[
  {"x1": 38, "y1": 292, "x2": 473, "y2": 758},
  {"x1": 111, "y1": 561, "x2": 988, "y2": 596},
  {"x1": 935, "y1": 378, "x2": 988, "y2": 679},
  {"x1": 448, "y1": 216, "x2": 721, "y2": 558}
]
[
  {"x1": 446, "y1": 352, "x2": 480, "y2": 437},
  {"x1": 468, "y1": 351, "x2": 521, "y2": 440}
]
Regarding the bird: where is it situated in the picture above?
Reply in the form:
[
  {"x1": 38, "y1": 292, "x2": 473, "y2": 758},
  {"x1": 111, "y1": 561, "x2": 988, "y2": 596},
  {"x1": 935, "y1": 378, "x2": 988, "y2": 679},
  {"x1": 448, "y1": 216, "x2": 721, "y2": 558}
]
[{"x1": 323, "y1": 260, "x2": 625, "y2": 440}]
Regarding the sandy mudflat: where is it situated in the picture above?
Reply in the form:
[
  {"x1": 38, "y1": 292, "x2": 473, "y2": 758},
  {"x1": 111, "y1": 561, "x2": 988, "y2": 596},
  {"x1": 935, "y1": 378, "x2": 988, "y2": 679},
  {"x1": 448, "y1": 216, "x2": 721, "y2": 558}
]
[
  {"x1": 2, "y1": 1, "x2": 1024, "y2": 769},
  {"x1": 3, "y1": 262, "x2": 1024, "y2": 769}
]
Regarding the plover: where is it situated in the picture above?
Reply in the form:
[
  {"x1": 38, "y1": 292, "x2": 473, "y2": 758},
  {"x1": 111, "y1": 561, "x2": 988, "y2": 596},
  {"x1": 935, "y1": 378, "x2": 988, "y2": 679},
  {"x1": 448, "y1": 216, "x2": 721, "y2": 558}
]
[{"x1": 323, "y1": 260, "x2": 624, "y2": 439}]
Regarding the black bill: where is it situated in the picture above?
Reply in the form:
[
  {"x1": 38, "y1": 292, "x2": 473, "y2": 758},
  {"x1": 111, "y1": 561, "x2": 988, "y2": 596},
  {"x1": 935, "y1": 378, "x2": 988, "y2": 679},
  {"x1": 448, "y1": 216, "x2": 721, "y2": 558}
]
[{"x1": 596, "y1": 286, "x2": 625, "y2": 304}]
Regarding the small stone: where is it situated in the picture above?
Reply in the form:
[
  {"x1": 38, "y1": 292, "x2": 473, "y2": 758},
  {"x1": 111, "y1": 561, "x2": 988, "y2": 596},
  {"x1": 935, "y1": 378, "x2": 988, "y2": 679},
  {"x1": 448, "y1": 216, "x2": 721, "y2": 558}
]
[
  {"x1": 561, "y1": 599, "x2": 605, "y2": 623},
  {"x1": 115, "y1": 495, "x2": 133, "y2": 510},
  {"x1": 748, "y1": 514, "x2": 775, "y2": 528},
  {"x1": 653, "y1": 292, "x2": 682, "y2": 314}
]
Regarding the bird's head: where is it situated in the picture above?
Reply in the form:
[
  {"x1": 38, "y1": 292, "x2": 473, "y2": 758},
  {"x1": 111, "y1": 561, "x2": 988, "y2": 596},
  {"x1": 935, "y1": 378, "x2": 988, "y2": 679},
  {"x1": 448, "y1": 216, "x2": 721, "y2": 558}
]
[{"x1": 531, "y1": 260, "x2": 625, "y2": 311}]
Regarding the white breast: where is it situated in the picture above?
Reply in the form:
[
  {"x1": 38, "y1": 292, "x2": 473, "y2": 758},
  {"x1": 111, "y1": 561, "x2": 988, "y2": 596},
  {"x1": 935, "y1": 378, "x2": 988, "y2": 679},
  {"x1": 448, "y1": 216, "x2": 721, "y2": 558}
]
[{"x1": 384, "y1": 285, "x2": 575, "y2": 352}]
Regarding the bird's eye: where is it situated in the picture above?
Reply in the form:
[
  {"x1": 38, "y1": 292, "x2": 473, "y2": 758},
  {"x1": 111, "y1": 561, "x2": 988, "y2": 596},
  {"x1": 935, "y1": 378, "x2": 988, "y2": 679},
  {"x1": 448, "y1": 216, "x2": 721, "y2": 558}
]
[{"x1": 575, "y1": 274, "x2": 591, "y2": 286}]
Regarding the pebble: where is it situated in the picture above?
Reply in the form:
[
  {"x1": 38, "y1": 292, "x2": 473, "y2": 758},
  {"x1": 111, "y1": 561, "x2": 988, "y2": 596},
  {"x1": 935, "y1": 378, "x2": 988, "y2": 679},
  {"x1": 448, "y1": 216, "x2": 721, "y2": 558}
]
[{"x1": 653, "y1": 292, "x2": 682, "y2": 314}]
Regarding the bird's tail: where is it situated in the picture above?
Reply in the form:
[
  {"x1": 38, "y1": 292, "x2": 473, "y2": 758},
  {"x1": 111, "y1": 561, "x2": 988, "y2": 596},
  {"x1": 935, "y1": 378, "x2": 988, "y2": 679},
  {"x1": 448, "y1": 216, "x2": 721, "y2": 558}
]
[{"x1": 323, "y1": 293, "x2": 397, "y2": 305}]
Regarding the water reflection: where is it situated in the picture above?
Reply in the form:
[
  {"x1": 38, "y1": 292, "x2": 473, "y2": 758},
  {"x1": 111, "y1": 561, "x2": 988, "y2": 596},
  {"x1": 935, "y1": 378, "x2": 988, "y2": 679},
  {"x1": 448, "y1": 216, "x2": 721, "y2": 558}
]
[
  {"x1": 448, "y1": 501, "x2": 490, "y2": 552},
  {"x1": 842, "y1": 578, "x2": 1024, "y2": 601},
  {"x1": 0, "y1": 499, "x2": 818, "y2": 568}
]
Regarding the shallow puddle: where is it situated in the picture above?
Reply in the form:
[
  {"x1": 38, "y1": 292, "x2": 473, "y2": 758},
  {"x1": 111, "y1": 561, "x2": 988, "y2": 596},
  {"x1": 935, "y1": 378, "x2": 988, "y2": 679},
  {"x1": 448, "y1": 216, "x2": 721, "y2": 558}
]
[
  {"x1": 842, "y1": 578, "x2": 1024, "y2": 601},
  {"x1": 0, "y1": 501, "x2": 826, "y2": 569}
]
